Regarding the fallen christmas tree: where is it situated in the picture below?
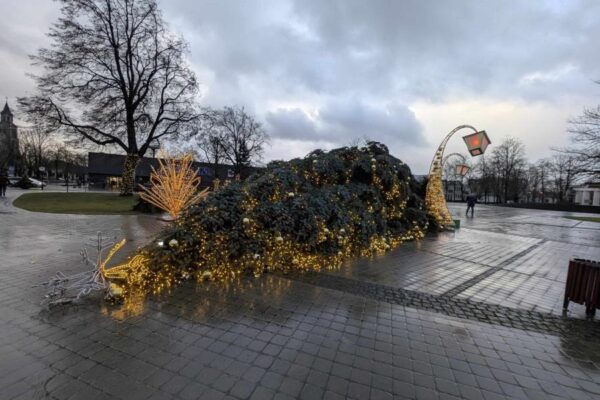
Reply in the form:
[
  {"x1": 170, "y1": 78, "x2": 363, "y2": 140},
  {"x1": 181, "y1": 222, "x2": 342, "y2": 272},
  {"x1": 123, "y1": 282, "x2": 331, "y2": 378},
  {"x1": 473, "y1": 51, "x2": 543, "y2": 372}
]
[{"x1": 114, "y1": 142, "x2": 435, "y2": 293}]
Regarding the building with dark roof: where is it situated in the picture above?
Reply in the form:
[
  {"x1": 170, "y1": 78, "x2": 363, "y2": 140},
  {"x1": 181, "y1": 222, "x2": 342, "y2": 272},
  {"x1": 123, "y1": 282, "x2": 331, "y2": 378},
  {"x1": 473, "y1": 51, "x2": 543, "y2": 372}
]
[
  {"x1": 0, "y1": 101, "x2": 21, "y2": 174},
  {"x1": 87, "y1": 152, "x2": 258, "y2": 190}
]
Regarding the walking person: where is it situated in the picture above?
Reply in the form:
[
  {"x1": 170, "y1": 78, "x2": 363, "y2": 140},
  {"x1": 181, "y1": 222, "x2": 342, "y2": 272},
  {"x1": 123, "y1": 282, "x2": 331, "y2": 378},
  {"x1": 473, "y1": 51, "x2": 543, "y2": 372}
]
[
  {"x1": 0, "y1": 171, "x2": 8, "y2": 197},
  {"x1": 466, "y1": 193, "x2": 477, "y2": 217}
]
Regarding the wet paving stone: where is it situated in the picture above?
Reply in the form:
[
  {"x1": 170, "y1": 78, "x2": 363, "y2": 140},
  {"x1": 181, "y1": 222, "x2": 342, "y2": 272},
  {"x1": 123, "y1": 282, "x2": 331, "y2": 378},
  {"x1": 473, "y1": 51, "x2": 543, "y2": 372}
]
[
  {"x1": 325, "y1": 204, "x2": 600, "y2": 318},
  {"x1": 282, "y1": 270, "x2": 600, "y2": 340},
  {"x1": 1, "y1": 191, "x2": 600, "y2": 399}
]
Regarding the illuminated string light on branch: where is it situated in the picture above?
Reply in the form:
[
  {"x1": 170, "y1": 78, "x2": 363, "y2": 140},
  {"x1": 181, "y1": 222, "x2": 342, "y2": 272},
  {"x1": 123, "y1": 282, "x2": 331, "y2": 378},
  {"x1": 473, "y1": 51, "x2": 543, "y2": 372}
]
[
  {"x1": 120, "y1": 154, "x2": 140, "y2": 196},
  {"x1": 139, "y1": 152, "x2": 209, "y2": 220},
  {"x1": 61, "y1": 143, "x2": 435, "y2": 312},
  {"x1": 38, "y1": 233, "x2": 127, "y2": 306},
  {"x1": 105, "y1": 143, "x2": 432, "y2": 298},
  {"x1": 425, "y1": 126, "x2": 489, "y2": 228}
]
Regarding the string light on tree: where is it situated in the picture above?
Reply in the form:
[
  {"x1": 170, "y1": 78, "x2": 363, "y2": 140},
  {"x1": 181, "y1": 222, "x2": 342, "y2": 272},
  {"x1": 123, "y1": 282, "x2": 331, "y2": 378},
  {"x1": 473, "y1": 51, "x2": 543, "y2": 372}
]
[
  {"x1": 38, "y1": 233, "x2": 129, "y2": 306},
  {"x1": 101, "y1": 143, "x2": 432, "y2": 300},
  {"x1": 139, "y1": 152, "x2": 209, "y2": 220}
]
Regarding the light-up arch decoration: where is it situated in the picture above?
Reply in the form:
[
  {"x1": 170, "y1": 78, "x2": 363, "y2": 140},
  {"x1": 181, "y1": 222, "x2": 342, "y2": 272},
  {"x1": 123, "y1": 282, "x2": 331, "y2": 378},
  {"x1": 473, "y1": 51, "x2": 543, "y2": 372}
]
[{"x1": 425, "y1": 125, "x2": 481, "y2": 229}]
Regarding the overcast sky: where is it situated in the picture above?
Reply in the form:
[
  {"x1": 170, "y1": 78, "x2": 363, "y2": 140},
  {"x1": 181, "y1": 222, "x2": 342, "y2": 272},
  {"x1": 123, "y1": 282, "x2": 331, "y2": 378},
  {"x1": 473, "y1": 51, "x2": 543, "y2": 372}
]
[{"x1": 2, "y1": 0, "x2": 600, "y2": 173}]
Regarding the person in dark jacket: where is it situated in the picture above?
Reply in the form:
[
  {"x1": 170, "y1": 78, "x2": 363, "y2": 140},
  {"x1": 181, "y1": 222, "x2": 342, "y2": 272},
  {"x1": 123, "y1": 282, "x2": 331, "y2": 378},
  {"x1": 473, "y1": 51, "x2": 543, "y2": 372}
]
[
  {"x1": 466, "y1": 194, "x2": 477, "y2": 216},
  {"x1": 0, "y1": 172, "x2": 8, "y2": 197}
]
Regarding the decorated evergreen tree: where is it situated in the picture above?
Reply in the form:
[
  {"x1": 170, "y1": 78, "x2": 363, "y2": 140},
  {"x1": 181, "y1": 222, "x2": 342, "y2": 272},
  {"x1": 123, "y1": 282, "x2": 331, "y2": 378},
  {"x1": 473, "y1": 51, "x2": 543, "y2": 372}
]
[{"x1": 116, "y1": 142, "x2": 434, "y2": 291}]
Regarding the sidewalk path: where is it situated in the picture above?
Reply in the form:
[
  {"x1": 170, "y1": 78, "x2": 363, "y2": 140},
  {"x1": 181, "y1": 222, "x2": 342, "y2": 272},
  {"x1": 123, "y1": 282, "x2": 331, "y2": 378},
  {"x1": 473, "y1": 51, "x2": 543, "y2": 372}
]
[
  {"x1": 321, "y1": 204, "x2": 600, "y2": 318},
  {"x1": 1, "y1": 194, "x2": 599, "y2": 400}
]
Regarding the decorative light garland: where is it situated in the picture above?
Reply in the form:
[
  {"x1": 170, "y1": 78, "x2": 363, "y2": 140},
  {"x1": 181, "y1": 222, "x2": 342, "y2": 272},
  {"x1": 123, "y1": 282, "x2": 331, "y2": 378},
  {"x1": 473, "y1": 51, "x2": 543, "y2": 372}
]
[
  {"x1": 425, "y1": 168, "x2": 453, "y2": 228},
  {"x1": 38, "y1": 233, "x2": 127, "y2": 306},
  {"x1": 424, "y1": 125, "x2": 484, "y2": 229},
  {"x1": 101, "y1": 144, "x2": 432, "y2": 302},
  {"x1": 120, "y1": 154, "x2": 140, "y2": 196},
  {"x1": 50, "y1": 144, "x2": 434, "y2": 311},
  {"x1": 139, "y1": 152, "x2": 209, "y2": 220}
]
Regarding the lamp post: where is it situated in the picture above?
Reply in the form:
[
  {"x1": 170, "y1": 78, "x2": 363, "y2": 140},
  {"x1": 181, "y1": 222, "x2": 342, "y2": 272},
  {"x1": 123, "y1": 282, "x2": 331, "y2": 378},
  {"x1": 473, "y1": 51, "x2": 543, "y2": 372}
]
[
  {"x1": 38, "y1": 166, "x2": 46, "y2": 191},
  {"x1": 442, "y1": 153, "x2": 470, "y2": 201},
  {"x1": 149, "y1": 139, "x2": 161, "y2": 159},
  {"x1": 462, "y1": 130, "x2": 491, "y2": 156},
  {"x1": 425, "y1": 126, "x2": 490, "y2": 228},
  {"x1": 454, "y1": 163, "x2": 470, "y2": 177}
]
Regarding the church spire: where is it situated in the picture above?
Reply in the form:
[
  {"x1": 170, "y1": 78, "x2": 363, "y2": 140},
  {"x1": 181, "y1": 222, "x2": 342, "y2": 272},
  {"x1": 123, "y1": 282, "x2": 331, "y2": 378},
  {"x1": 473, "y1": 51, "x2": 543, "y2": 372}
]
[
  {"x1": 2, "y1": 99, "x2": 12, "y2": 116},
  {"x1": 1, "y1": 99, "x2": 14, "y2": 124}
]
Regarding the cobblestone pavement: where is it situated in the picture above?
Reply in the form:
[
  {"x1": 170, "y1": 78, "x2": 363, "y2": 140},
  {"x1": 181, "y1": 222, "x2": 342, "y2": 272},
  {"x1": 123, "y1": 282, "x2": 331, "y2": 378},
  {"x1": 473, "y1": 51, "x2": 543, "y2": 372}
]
[
  {"x1": 328, "y1": 204, "x2": 600, "y2": 317},
  {"x1": 2, "y1": 189, "x2": 600, "y2": 399}
]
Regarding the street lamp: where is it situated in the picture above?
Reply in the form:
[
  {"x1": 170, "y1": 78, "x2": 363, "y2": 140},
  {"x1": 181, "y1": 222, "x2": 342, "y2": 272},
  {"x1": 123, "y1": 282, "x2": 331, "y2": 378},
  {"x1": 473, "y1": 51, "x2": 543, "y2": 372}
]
[
  {"x1": 149, "y1": 139, "x2": 161, "y2": 158},
  {"x1": 38, "y1": 166, "x2": 47, "y2": 190},
  {"x1": 442, "y1": 153, "x2": 470, "y2": 177},
  {"x1": 455, "y1": 164, "x2": 470, "y2": 176},
  {"x1": 425, "y1": 125, "x2": 490, "y2": 228},
  {"x1": 462, "y1": 130, "x2": 491, "y2": 156},
  {"x1": 441, "y1": 153, "x2": 470, "y2": 202}
]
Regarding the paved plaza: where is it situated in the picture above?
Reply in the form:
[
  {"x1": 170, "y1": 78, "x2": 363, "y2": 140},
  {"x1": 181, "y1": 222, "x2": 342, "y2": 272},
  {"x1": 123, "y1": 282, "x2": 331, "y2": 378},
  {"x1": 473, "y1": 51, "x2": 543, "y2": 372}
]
[{"x1": 1, "y1": 189, "x2": 600, "y2": 399}]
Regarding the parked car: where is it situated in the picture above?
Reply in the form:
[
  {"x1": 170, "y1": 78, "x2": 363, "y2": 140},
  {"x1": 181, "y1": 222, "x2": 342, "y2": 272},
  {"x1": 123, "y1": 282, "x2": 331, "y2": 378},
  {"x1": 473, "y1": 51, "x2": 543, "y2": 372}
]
[
  {"x1": 8, "y1": 177, "x2": 20, "y2": 187},
  {"x1": 7, "y1": 176, "x2": 46, "y2": 189},
  {"x1": 28, "y1": 178, "x2": 46, "y2": 188}
]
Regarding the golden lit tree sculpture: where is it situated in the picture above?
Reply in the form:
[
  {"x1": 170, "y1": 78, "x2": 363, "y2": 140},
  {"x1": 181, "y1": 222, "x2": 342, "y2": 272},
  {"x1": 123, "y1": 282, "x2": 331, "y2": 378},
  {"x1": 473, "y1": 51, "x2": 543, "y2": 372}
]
[{"x1": 140, "y1": 152, "x2": 209, "y2": 220}]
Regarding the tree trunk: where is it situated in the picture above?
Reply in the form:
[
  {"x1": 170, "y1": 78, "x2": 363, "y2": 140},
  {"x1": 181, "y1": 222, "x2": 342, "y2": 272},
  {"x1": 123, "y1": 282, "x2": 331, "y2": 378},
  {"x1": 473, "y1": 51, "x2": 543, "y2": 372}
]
[{"x1": 120, "y1": 153, "x2": 140, "y2": 196}]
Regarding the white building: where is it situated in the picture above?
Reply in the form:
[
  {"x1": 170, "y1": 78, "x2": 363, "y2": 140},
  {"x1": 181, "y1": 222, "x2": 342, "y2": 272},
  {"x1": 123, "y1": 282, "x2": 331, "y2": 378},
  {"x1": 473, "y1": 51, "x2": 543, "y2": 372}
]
[{"x1": 573, "y1": 183, "x2": 600, "y2": 206}]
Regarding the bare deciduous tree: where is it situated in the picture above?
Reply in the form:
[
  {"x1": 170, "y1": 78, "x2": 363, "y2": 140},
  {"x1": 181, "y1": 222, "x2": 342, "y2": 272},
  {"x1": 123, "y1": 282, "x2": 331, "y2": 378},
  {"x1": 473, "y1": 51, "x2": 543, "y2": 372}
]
[
  {"x1": 524, "y1": 164, "x2": 538, "y2": 203},
  {"x1": 565, "y1": 106, "x2": 600, "y2": 180},
  {"x1": 191, "y1": 113, "x2": 227, "y2": 170},
  {"x1": 19, "y1": 125, "x2": 54, "y2": 179},
  {"x1": 442, "y1": 154, "x2": 471, "y2": 201},
  {"x1": 46, "y1": 143, "x2": 85, "y2": 181},
  {"x1": 535, "y1": 159, "x2": 552, "y2": 203},
  {"x1": 470, "y1": 155, "x2": 495, "y2": 203},
  {"x1": 195, "y1": 106, "x2": 268, "y2": 175},
  {"x1": 19, "y1": 0, "x2": 199, "y2": 195},
  {"x1": 491, "y1": 137, "x2": 527, "y2": 202},
  {"x1": 549, "y1": 153, "x2": 580, "y2": 203},
  {"x1": 347, "y1": 136, "x2": 372, "y2": 148}
]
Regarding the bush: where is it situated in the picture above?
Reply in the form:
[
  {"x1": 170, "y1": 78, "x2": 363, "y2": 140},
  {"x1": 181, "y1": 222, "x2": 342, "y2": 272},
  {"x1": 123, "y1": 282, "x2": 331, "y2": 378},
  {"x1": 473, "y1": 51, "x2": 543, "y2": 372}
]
[{"x1": 132, "y1": 142, "x2": 434, "y2": 288}]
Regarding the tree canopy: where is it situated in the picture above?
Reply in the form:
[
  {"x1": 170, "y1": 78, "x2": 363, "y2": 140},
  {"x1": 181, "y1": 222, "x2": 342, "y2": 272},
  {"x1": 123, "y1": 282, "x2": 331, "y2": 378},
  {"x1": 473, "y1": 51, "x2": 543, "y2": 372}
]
[
  {"x1": 193, "y1": 106, "x2": 268, "y2": 174},
  {"x1": 567, "y1": 106, "x2": 600, "y2": 180},
  {"x1": 19, "y1": 0, "x2": 200, "y2": 193}
]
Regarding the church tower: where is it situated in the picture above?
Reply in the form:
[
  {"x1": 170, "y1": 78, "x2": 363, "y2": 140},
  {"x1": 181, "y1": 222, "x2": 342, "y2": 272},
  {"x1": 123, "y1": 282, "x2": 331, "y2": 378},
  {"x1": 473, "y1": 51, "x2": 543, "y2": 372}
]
[
  {"x1": 0, "y1": 100, "x2": 21, "y2": 174},
  {"x1": 1, "y1": 102, "x2": 14, "y2": 124}
]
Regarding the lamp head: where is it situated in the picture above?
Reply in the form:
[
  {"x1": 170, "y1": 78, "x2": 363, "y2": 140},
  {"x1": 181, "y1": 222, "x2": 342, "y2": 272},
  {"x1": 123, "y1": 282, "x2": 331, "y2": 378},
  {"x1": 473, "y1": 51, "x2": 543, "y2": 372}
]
[{"x1": 462, "y1": 130, "x2": 491, "y2": 156}]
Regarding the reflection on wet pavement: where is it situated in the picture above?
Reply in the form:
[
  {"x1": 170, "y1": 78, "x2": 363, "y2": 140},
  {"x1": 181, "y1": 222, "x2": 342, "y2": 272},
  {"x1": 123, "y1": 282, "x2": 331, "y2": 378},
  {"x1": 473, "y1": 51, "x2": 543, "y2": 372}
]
[
  {"x1": 329, "y1": 204, "x2": 600, "y2": 318},
  {"x1": 1, "y1": 191, "x2": 600, "y2": 399}
]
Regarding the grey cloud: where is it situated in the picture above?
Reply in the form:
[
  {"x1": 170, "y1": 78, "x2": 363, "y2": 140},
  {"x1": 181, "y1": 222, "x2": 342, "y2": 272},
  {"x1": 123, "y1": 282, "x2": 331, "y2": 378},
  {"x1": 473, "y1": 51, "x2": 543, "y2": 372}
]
[
  {"x1": 266, "y1": 108, "x2": 319, "y2": 141},
  {"x1": 162, "y1": 0, "x2": 600, "y2": 106},
  {"x1": 266, "y1": 98, "x2": 425, "y2": 149},
  {"x1": 320, "y1": 99, "x2": 426, "y2": 146},
  {"x1": 3, "y1": 0, "x2": 600, "y2": 171},
  {"x1": 5, "y1": 1, "x2": 600, "y2": 106},
  {"x1": 0, "y1": 1, "x2": 60, "y2": 114},
  {"x1": 289, "y1": 0, "x2": 600, "y2": 100}
]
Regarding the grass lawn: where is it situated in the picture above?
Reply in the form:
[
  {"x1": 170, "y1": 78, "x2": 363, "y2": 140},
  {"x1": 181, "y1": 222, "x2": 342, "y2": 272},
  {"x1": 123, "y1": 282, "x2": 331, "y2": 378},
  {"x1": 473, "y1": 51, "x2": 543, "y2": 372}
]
[
  {"x1": 13, "y1": 192, "x2": 140, "y2": 215},
  {"x1": 565, "y1": 216, "x2": 600, "y2": 223}
]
